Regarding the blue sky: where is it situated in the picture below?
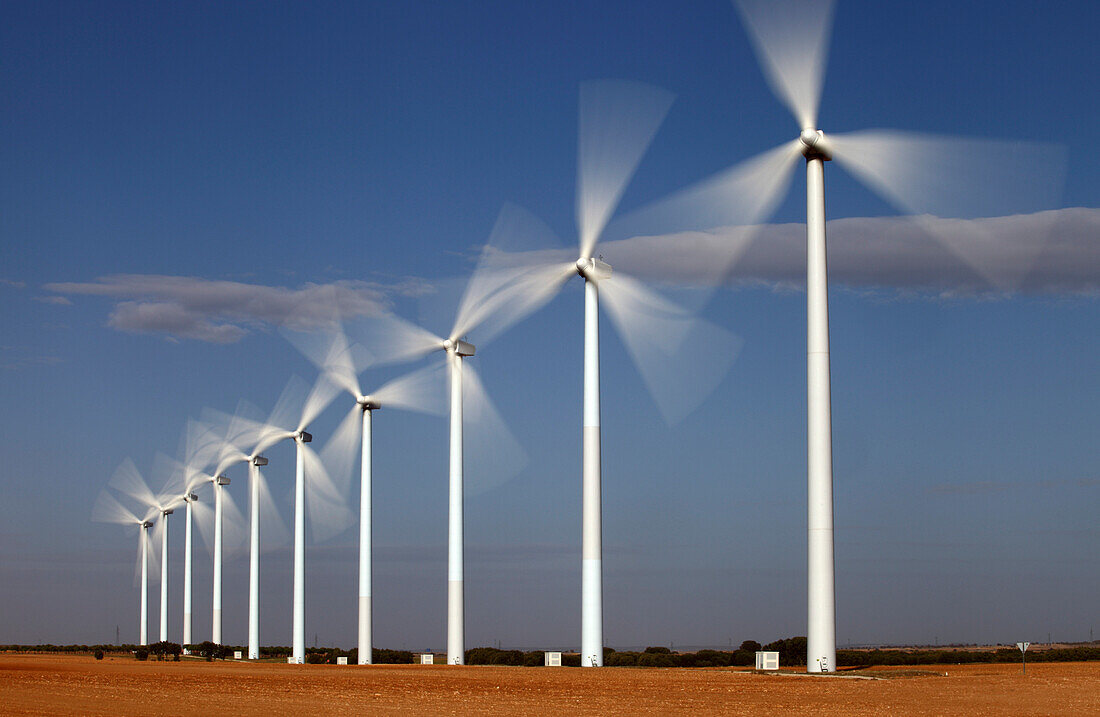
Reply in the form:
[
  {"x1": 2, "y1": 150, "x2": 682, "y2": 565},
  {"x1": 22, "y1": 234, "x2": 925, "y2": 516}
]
[{"x1": 1, "y1": 0, "x2": 1098, "y2": 651}]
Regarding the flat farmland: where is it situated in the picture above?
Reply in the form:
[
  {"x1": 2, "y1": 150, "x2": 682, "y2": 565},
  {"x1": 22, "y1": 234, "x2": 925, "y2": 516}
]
[{"x1": 1, "y1": 654, "x2": 1097, "y2": 715}]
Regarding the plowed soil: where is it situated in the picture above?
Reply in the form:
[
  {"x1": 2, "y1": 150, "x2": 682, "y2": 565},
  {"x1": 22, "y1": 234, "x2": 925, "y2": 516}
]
[{"x1": 1, "y1": 654, "x2": 1097, "y2": 715}]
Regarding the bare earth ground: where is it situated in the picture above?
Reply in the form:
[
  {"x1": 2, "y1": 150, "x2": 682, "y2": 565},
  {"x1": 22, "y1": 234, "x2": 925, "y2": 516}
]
[{"x1": 1, "y1": 654, "x2": 1098, "y2": 716}]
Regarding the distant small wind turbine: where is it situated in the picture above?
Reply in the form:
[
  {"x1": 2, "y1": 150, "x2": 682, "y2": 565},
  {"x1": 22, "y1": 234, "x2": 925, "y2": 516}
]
[{"x1": 93, "y1": 459, "x2": 178, "y2": 645}]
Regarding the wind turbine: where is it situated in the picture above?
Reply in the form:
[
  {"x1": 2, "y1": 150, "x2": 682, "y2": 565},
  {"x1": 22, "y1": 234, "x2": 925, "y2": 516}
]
[
  {"x1": 347, "y1": 264, "x2": 553, "y2": 664},
  {"x1": 220, "y1": 375, "x2": 348, "y2": 664},
  {"x1": 615, "y1": 0, "x2": 1064, "y2": 672},
  {"x1": 158, "y1": 422, "x2": 238, "y2": 650},
  {"x1": 284, "y1": 320, "x2": 444, "y2": 665},
  {"x1": 202, "y1": 401, "x2": 296, "y2": 659},
  {"x1": 92, "y1": 459, "x2": 175, "y2": 646},
  {"x1": 466, "y1": 81, "x2": 741, "y2": 666}
]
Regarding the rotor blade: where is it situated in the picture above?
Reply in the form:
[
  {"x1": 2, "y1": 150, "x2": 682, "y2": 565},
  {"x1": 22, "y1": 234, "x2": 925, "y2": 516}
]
[
  {"x1": 462, "y1": 360, "x2": 528, "y2": 496},
  {"x1": 577, "y1": 79, "x2": 675, "y2": 258},
  {"x1": 829, "y1": 129, "x2": 1068, "y2": 289},
  {"x1": 92, "y1": 489, "x2": 140, "y2": 526},
  {"x1": 317, "y1": 404, "x2": 363, "y2": 503},
  {"x1": 218, "y1": 488, "x2": 249, "y2": 560},
  {"x1": 149, "y1": 517, "x2": 165, "y2": 575},
  {"x1": 201, "y1": 403, "x2": 262, "y2": 473},
  {"x1": 734, "y1": 0, "x2": 835, "y2": 130},
  {"x1": 151, "y1": 452, "x2": 189, "y2": 508},
  {"x1": 191, "y1": 498, "x2": 215, "y2": 553},
  {"x1": 283, "y1": 318, "x2": 368, "y2": 401},
  {"x1": 301, "y1": 442, "x2": 355, "y2": 543},
  {"x1": 346, "y1": 312, "x2": 443, "y2": 367},
  {"x1": 371, "y1": 361, "x2": 448, "y2": 416},
  {"x1": 452, "y1": 204, "x2": 576, "y2": 345},
  {"x1": 600, "y1": 272, "x2": 743, "y2": 426},
  {"x1": 611, "y1": 139, "x2": 801, "y2": 240},
  {"x1": 252, "y1": 466, "x2": 291, "y2": 551},
  {"x1": 108, "y1": 458, "x2": 158, "y2": 511},
  {"x1": 182, "y1": 419, "x2": 222, "y2": 474},
  {"x1": 133, "y1": 528, "x2": 147, "y2": 589}
]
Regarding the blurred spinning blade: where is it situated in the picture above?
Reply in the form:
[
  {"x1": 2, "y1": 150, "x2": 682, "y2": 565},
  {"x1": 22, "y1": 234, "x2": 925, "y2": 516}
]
[
  {"x1": 599, "y1": 273, "x2": 743, "y2": 426},
  {"x1": 827, "y1": 130, "x2": 1068, "y2": 289}
]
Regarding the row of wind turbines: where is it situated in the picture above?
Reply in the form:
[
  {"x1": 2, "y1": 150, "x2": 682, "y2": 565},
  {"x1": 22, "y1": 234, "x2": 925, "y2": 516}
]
[{"x1": 92, "y1": 0, "x2": 1062, "y2": 672}]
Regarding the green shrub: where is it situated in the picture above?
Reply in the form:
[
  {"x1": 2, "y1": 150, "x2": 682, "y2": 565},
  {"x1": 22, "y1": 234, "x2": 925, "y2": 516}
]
[
  {"x1": 134, "y1": 647, "x2": 149, "y2": 661},
  {"x1": 93, "y1": 649, "x2": 104, "y2": 660}
]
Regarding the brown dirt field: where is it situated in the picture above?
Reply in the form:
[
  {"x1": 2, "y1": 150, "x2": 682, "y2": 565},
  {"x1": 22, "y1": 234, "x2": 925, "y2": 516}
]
[{"x1": 1, "y1": 654, "x2": 1098, "y2": 716}]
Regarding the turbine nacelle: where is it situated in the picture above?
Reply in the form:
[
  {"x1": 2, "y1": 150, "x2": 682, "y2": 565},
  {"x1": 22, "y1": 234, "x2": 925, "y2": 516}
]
[
  {"x1": 576, "y1": 257, "x2": 612, "y2": 282},
  {"x1": 183, "y1": 493, "x2": 198, "y2": 503},
  {"x1": 443, "y1": 338, "x2": 476, "y2": 357},
  {"x1": 799, "y1": 129, "x2": 832, "y2": 161},
  {"x1": 295, "y1": 430, "x2": 312, "y2": 444},
  {"x1": 357, "y1": 395, "x2": 381, "y2": 411},
  {"x1": 214, "y1": 475, "x2": 231, "y2": 486},
  {"x1": 251, "y1": 455, "x2": 268, "y2": 467},
  {"x1": 141, "y1": 521, "x2": 153, "y2": 529},
  {"x1": 162, "y1": 508, "x2": 174, "y2": 517}
]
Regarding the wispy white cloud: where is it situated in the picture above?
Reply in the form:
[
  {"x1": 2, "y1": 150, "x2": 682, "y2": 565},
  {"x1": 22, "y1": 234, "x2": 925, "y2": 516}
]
[
  {"x1": 0, "y1": 346, "x2": 63, "y2": 370},
  {"x1": 0, "y1": 278, "x2": 26, "y2": 289},
  {"x1": 44, "y1": 275, "x2": 427, "y2": 344},
  {"x1": 33, "y1": 295, "x2": 72, "y2": 305},
  {"x1": 604, "y1": 207, "x2": 1100, "y2": 297}
]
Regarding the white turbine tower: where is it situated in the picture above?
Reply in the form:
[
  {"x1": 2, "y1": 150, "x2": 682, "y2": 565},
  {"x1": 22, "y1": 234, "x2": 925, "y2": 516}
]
[
  {"x1": 347, "y1": 275, "x2": 548, "y2": 664},
  {"x1": 93, "y1": 459, "x2": 176, "y2": 646},
  {"x1": 606, "y1": 0, "x2": 1065, "y2": 672},
  {"x1": 462, "y1": 81, "x2": 741, "y2": 666},
  {"x1": 222, "y1": 375, "x2": 349, "y2": 665},
  {"x1": 157, "y1": 423, "x2": 236, "y2": 651},
  {"x1": 285, "y1": 320, "x2": 444, "y2": 665}
]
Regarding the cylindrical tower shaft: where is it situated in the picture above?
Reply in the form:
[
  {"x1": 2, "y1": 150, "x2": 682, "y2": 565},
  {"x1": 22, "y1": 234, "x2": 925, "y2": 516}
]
[
  {"x1": 160, "y1": 513, "x2": 169, "y2": 642},
  {"x1": 447, "y1": 351, "x2": 465, "y2": 665},
  {"x1": 358, "y1": 408, "x2": 373, "y2": 665},
  {"x1": 805, "y1": 154, "x2": 836, "y2": 673},
  {"x1": 581, "y1": 276, "x2": 603, "y2": 667},
  {"x1": 183, "y1": 500, "x2": 192, "y2": 648},
  {"x1": 293, "y1": 438, "x2": 306, "y2": 664},
  {"x1": 140, "y1": 527, "x2": 149, "y2": 646},
  {"x1": 248, "y1": 463, "x2": 260, "y2": 660},
  {"x1": 213, "y1": 482, "x2": 223, "y2": 645}
]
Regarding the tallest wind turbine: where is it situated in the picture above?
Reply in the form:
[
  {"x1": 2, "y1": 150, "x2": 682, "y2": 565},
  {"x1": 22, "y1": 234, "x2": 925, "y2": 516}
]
[{"x1": 620, "y1": 0, "x2": 1064, "y2": 673}]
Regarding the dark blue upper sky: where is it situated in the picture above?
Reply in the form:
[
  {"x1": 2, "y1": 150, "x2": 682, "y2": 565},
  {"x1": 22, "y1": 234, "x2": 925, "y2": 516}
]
[{"x1": 1, "y1": 0, "x2": 1097, "y2": 650}]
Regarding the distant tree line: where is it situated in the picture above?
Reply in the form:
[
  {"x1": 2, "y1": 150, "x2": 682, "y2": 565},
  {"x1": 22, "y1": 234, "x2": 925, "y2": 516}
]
[{"x1": 6, "y1": 640, "x2": 1100, "y2": 667}]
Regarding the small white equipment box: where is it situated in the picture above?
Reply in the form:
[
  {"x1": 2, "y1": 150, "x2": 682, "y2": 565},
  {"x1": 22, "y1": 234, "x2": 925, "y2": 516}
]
[
  {"x1": 544, "y1": 651, "x2": 562, "y2": 666},
  {"x1": 755, "y1": 651, "x2": 780, "y2": 670}
]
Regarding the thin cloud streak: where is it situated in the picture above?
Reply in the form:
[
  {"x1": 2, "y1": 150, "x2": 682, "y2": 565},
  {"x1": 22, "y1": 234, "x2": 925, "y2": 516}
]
[
  {"x1": 606, "y1": 207, "x2": 1100, "y2": 296},
  {"x1": 44, "y1": 275, "x2": 430, "y2": 344}
]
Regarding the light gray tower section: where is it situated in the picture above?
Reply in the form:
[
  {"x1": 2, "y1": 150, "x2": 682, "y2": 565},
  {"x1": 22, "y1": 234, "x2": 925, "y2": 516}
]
[
  {"x1": 803, "y1": 136, "x2": 836, "y2": 673},
  {"x1": 358, "y1": 403, "x2": 377, "y2": 664}
]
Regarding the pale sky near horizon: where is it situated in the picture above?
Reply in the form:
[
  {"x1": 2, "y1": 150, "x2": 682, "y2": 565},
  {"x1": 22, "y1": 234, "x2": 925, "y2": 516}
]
[{"x1": 1, "y1": 0, "x2": 1097, "y2": 651}]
